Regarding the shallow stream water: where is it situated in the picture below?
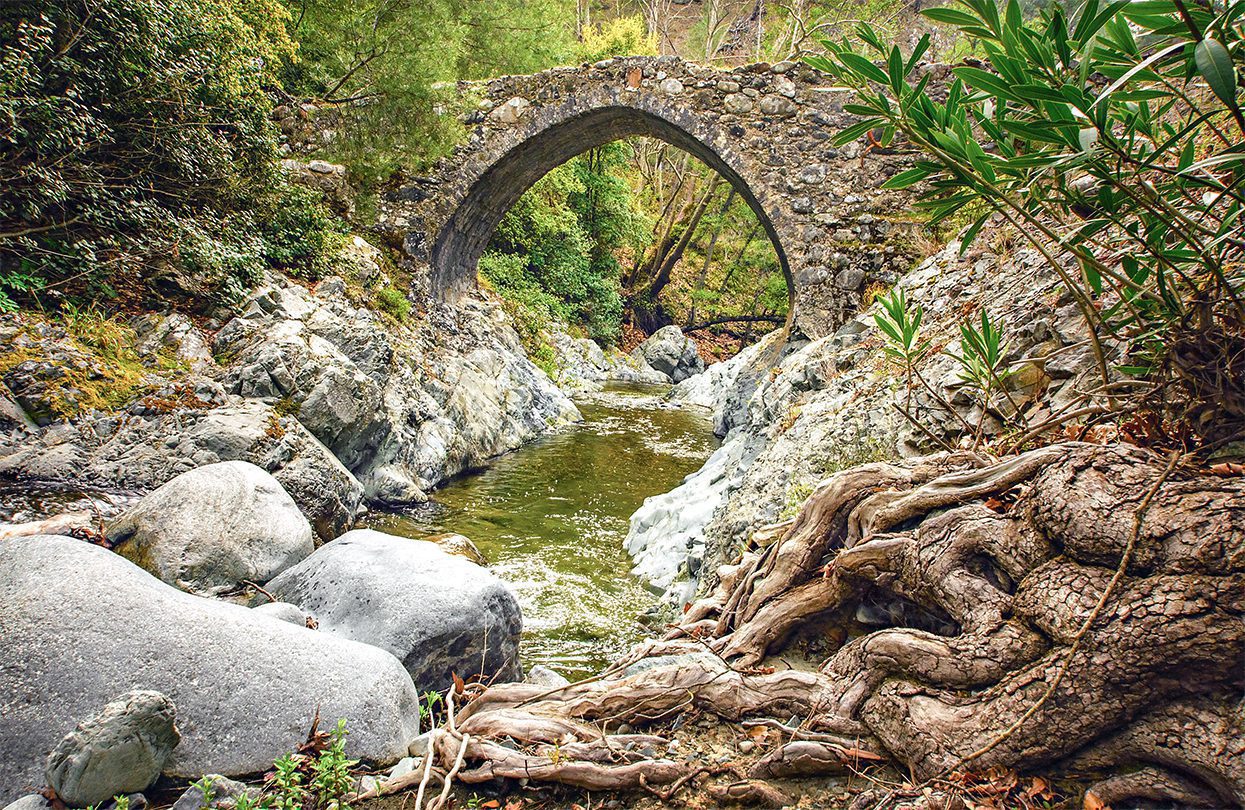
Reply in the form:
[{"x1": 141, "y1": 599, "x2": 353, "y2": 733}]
[{"x1": 365, "y1": 383, "x2": 717, "y2": 679}]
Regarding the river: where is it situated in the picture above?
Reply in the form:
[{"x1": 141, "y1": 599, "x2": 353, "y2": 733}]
[{"x1": 364, "y1": 383, "x2": 717, "y2": 680}]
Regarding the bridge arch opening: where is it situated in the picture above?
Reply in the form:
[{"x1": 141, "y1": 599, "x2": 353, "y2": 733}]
[{"x1": 430, "y1": 104, "x2": 795, "y2": 342}]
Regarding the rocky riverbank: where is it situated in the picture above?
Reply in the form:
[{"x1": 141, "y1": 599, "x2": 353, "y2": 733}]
[
  {"x1": 0, "y1": 247, "x2": 588, "y2": 538},
  {"x1": 0, "y1": 228, "x2": 717, "y2": 805},
  {"x1": 0, "y1": 429, "x2": 544, "y2": 797},
  {"x1": 625, "y1": 226, "x2": 1114, "y2": 605}
]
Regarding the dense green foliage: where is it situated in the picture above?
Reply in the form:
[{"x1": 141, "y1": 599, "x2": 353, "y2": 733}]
[
  {"x1": 0, "y1": 0, "x2": 342, "y2": 311},
  {"x1": 576, "y1": 15, "x2": 658, "y2": 63},
  {"x1": 815, "y1": 0, "x2": 1245, "y2": 444},
  {"x1": 481, "y1": 141, "x2": 789, "y2": 349},
  {"x1": 481, "y1": 144, "x2": 646, "y2": 343}
]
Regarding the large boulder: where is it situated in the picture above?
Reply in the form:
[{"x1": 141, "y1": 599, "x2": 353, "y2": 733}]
[
  {"x1": 631, "y1": 326, "x2": 705, "y2": 383},
  {"x1": 265, "y1": 529, "x2": 523, "y2": 691},
  {"x1": 45, "y1": 690, "x2": 179, "y2": 807},
  {"x1": 0, "y1": 535, "x2": 420, "y2": 802},
  {"x1": 106, "y1": 461, "x2": 314, "y2": 595}
]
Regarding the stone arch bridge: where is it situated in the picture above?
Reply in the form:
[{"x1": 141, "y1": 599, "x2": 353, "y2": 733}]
[{"x1": 378, "y1": 56, "x2": 924, "y2": 340}]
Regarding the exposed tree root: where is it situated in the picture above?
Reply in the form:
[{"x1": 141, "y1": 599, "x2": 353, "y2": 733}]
[
  {"x1": 706, "y1": 779, "x2": 791, "y2": 807},
  {"x1": 431, "y1": 443, "x2": 1244, "y2": 807}
]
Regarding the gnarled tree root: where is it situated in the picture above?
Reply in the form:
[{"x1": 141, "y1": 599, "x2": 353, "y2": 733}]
[{"x1": 433, "y1": 443, "x2": 1244, "y2": 807}]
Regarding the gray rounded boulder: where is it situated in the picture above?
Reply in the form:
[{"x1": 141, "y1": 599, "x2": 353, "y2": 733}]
[
  {"x1": 106, "y1": 460, "x2": 314, "y2": 595},
  {"x1": 631, "y1": 326, "x2": 705, "y2": 383},
  {"x1": 265, "y1": 529, "x2": 522, "y2": 691},
  {"x1": 45, "y1": 690, "x2": 179, "y2": 807},
  {"x1": 0, "y1": 535, "x2": 420, "y2": 802},
  {"x1": 251, "y1": 601, "x2": 312, "y2": 626}
]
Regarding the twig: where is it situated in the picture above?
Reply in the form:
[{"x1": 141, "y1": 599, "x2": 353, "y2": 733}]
[
  {"x1": 242, "y1": 580, "x2": 277, "y2": 604},
  {"x1": 514, "y1": 660, "x2": 633, "y2": 708},
  {"x1": 1005, "y1": 405, "x2": 1109, "y2": 451},
  {"x1": 641, "y1": 764, "x2": 743, "y2": 801},
  {"x1": 890, "y1": 402, "x2": 956, "y2": 452},
  {"x1": 429, "y1": 732, "x2": 471, "y2": 810},
  {"x1": 413, "y1": 730, "x2": 440, "y2": 809}
]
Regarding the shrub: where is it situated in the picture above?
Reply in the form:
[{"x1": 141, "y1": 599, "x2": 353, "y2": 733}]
[
  {"x1": 575, "y1": 16, "x2": 658, "y2": 63},
  {"x1": 235, "y1": 718, "x2": 358, "y2": 810},
  {"x1": 0, "y1": 0, "x2": 298, "y2": 307},
  {"x1": 285, "y1": 0, "x2": 577, "y2": 180},
  {"x1": 258, "y1": 185, "x2": 347, "y2": 281},
  {"x1": 374, "y1": 287, "x2": 411, "y2": 322},
  {"x1": 812, "y1": 0, "x2": 1245, "y2": 446},
  {"x1": 482, "y1": 148, "x2": 643, "y2": 345}
]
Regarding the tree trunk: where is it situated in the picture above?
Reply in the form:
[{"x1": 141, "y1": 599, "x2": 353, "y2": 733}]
[
  {"x1": 640, "y1": 175, "x2": 721, "y2": 303},
  {"x1": 687, "y1": 187, "x2": 736, "y2": 328}
]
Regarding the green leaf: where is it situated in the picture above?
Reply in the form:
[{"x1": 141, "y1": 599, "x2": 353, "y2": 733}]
[
  {"x1": 1073, "y1": 0, "x2": 1129, "y2": 45},
  {"x1": 883, "y1": 167, "x2": 934, "y2": 189},
  {"x1": 839, "y1": 52, "x2": 890, "y2": 85},
  {"x1": 1082, "y1": 259, "x2": 1103, "y2": 294},
  {"x1": 1194, "y1": 39, "x2": 1239, "y2": 109},
  {"x1": 1004, "y1": 0, "x2": 1023, "y2": 41},
  {"x1": 1001, "y1": 119, "x2": 1067, "y2": 144},
  {"x1": 833, "y1": 118, "x2": 882, "y2": 146},
  {"x1": 906, "y1": 34, "x2": 931, "y2": 74},
  {"x1": 856, "y1": 23, "x2": 886, "y2": 53},
  {"x1": 952, "y1": 66, "x2": 1021, "y2": 101},
  {"x1": 959, "y1": 211, "x2": 991, "y2": 252},
  {"x1": 887, "y1": 46, "x2": 906, "y2": 92},
  {"x1": 1011, "y1": 83, "x2": 1071, "y2": 104},
  {"x1": 804, "y1": 54, "x2": 836, "y2": 73},
  {"x1": 1092, "y1": 40, "x2": 1186, "y2": 108},
  {"x1": 874, "y1": 312, "x2": 904, "y2": 343},
  {"x1": 920, "y1": 7, "x2": 984, "y2": 28}
]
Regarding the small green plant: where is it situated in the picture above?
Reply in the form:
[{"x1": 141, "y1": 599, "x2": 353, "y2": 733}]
[
  {"x1": 85, "y1": 796, "x2": 130, "y2": 810},
  {"x1": 872, "y1": 288, "x2": 1010, "y2": 449},
  {"x1": 273, "y1": 397, "x2": 301, "y2": 418},
  {"x1": 875, "y1": 288, "x2": 930, "y2": 364},
  {"x1": 232, "y1": 718, "x2": 358, "y2": 810},
  {"x1": 953, "y1": 312, "x2": 1021, "y2": 446},
  {"x1": 270, "y1": 754, "x2": 306, "y2": 810},
  {"x1": 374, "y1": 287, "x2": 411, "y2": 322},
  {"x1": 874, "y1": 288, "x2": 932, "y2": 413},
  {"x1": 311, "y1": 719, "x2": 355, "y2": 806},
  {"x1": 780, "y1": 481, "x2": 815, "y2": 520},
  {"x1": 420, "y1": 689, "x2": 445, "y2": 725},
  {"x1": 0, "y1": 267, "x2": 42, "y2": 312},
  {"x1": 192, "y1": 776, "x2": 217, "y2": 809}
]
